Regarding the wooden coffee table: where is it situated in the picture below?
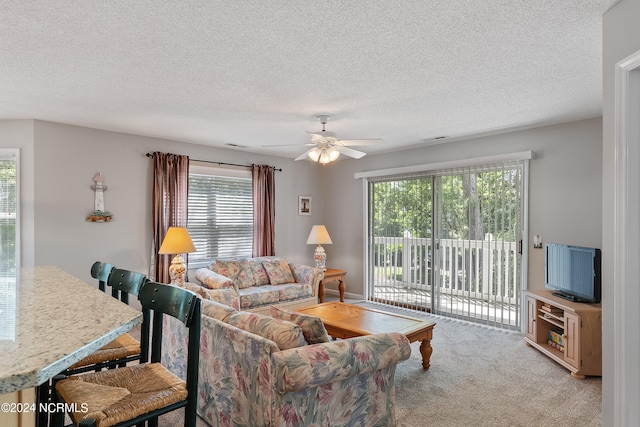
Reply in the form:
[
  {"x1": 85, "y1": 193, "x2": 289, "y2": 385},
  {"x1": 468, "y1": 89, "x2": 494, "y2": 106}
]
[{"x1": 296, "y1": 302, "x2": 436, "y2": 369}]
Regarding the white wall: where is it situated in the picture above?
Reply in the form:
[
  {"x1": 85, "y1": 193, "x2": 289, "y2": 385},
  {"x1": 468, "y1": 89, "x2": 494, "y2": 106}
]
[
  {"x1": 320, "y1": 118, "x2": 603, "y2": 299},
  {"x1": 603, "y1": 0, "x2": 640, "y2": 424},
  {"x1": 24, "y1": 120, "x2": 324, "y2": 285}
]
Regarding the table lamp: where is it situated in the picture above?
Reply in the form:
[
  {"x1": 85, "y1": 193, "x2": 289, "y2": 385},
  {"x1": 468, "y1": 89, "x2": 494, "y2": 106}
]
[
  {"x1": 158, "y1": 226, "x2": 196, "y2": 286},
  {"x1": 306, "y1": 225, "x2": 333, "y2": 269}
]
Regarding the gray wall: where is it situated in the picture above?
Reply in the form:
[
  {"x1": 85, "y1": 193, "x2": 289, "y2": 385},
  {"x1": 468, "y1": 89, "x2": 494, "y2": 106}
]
[
  {"x1": 603, "y1": 0, "x2": 640, "y2": 424},
  {"x1": 320, "y1": 118, "x2": 603, "y2": 299},
  {"x1": 1, "y1": 120, "x2": 325, "y2": 284},
  {"x1": 1, "y1": 117, "x2": 603, "y2": 297}
]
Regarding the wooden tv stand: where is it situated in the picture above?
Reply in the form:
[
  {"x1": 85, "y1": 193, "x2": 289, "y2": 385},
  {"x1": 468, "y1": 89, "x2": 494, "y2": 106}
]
[{"x1": 524, "y1": 289, "x2": 602, "y2": 379}]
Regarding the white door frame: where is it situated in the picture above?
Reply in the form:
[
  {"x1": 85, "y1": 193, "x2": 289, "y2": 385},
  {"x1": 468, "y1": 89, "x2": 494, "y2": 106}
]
[{"x1": 613, "y1": 49, "x2": 640, "y2": 426}]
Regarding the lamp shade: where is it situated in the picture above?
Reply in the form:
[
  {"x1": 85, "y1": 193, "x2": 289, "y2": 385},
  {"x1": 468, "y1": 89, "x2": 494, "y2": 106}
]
[
  {"x1": 306, "y1": 225, "x2": 333, "y2": 245},
  {"x1": 158, "y1": 227, "x2": 196, "y2": 255}
]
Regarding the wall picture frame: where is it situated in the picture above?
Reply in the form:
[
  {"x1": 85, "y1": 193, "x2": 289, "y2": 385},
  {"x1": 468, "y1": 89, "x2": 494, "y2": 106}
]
[{"x1": 298, "y1": 196, "x2": 311, "y2": 215}]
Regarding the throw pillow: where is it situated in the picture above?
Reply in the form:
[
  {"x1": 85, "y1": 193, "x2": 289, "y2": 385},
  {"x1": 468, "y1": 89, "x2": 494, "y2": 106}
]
[
  {"x1": 270, "y1": 306, "x2": 330, "y2": 344},
  {"x1": 248, "y1": 258, "x2": 271, "y2": 286},
  {"x1": 262, "y1": 259, "x2": 295, "y2": 285},
  {"x1": 227, "y1": 312, "x2": 307, "y2": 350},
  {"x1": 214, "y1": 258, "x2": 257, "y2": 289}
]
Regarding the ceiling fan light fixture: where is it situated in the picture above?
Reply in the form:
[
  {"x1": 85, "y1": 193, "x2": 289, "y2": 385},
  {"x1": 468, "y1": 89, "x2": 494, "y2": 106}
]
[
  {"x1": 308, "y1": 146, "x2": 340, "y2": 164},
  {"x1": 321, "y1": 149, "x2": 340, "y2": 164},
  {"x1": 308, "y1": 148, "x2": 321, "y2": 162},
  {"x1": 318, "y1": 150, "x2": 331, "y2": 165},
  {"x1": 319, "y1": 149, "x2": 332, "y2": 164}
]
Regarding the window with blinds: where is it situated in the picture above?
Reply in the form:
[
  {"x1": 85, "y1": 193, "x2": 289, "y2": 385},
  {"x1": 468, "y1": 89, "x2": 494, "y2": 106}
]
[
  {"x1": 0, "y1": 149, "x2": 18, "y2": 341},
  {"x1": 187, "y1": 164, "x2": 253, "y2": 266}
]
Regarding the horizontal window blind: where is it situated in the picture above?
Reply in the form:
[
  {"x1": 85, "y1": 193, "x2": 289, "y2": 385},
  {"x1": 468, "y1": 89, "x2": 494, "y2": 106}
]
[
  {"x1": 0, "y1": 149, "x2": 18, "y2": 341},
  {"x1": 187, "y1": 165, "x2": 253, "y2": 264}
]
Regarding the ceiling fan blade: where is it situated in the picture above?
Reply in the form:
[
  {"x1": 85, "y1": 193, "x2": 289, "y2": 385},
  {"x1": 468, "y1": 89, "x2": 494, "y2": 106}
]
[
  {"x1": 307, "y1": 133, "x2": 325, "y2": 144},
  {"x1": 262, "y1": 143, "x2": 312, "y2": 147},
  {"x1": 306, "y1": 130, "x2": 337, "y2": 138},
  {"x1": 294, "y1": 148, "x2": 315, "y2": 161},
  {"x1": 337, "y1": 138, "x2": 384, "y2": 147},
  {"x1": 334, "y1": 145, "x2": 367, "y2": 159}
]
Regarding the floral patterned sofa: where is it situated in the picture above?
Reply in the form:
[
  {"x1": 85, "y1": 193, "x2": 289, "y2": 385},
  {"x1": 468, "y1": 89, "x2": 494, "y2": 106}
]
[
  {"x1": 162, "y1": 298, "x2": 411, "y2": 427},
  {"x1": 192, "y1": 256, "x2": 323, "y2": 315}
]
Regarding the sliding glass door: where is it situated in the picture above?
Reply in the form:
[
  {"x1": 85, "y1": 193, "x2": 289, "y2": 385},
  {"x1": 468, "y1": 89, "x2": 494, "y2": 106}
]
[
  {"x1": 433, "y1": 163, "x2": 523, "y2": 328},
  {"x1": 368, "y1": 174, "x2": 434, "y2": 312},
  {"x1": 366, "y1": 160, "x2": 525, "y2": 330}
]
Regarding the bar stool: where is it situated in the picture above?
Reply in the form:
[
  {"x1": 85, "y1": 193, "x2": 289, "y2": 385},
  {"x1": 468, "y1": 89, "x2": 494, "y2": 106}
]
[
  {"x1": 52, "y1": 282, "x2": 201, "y2": 427},
  {"x1": 64, "y1": 266, "x2": 148, "y2": 374},
  {"x1": 36, "y1": 264, "x2": 146, "y2": 427}
]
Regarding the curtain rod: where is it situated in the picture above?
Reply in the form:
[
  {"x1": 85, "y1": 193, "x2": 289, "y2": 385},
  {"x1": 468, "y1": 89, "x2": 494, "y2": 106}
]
[{"x1": 145, "y1": 152, "x2": 283, "y2": 172}]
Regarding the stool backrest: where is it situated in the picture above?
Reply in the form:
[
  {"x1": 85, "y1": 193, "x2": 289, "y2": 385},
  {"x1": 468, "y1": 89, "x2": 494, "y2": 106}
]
[
  {"x1": 107, "y1": 268, "x2": 148, "y2": 305},
  {"x1": 107, "y1": 268, "x2": 150, "y2": 361},
  {"x1": 90, "y1": 261, "x2": 116, "y2": 292},
  {"x1": 138, "y1": 281, "x2": 201, "y2": 417}
]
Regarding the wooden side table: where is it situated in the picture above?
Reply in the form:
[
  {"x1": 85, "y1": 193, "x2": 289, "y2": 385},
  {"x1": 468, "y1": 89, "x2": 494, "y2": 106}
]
[{"x1": 318, "y1": 268, "x2": 346, "y2": 303}]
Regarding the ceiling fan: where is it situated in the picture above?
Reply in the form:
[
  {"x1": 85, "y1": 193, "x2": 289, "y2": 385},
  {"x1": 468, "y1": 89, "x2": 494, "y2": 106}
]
[{"x1": 265, "y1": 115, "x2": 383, "y2": 164}]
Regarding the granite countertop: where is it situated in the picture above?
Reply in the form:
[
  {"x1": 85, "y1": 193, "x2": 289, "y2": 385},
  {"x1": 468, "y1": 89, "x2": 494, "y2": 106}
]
[{"x1": 0, "y1": 266, "x2": 143, "y2": 394}]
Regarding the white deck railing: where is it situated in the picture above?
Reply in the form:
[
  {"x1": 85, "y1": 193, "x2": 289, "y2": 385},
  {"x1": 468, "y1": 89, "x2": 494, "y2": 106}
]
[{"x1": 372, "y1": 236, "x2": 519, "y2": 305}]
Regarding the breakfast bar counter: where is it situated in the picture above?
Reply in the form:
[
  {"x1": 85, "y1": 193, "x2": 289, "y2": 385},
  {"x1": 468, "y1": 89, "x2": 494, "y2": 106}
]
[{"x1": 0, "y1": 266, "x2": 143, "y2": 394}]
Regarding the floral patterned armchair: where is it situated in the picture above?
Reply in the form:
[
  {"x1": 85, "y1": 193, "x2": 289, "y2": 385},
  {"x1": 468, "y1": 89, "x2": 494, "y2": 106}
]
[{"x1": 163, "y1": 299, "x2": 411, "y2": 427}]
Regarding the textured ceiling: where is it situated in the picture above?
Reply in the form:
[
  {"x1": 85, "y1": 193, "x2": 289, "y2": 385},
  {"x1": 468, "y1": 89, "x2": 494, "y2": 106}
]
[{"x1": 0, "y1": 0, "x2": 619, "y2": 160}]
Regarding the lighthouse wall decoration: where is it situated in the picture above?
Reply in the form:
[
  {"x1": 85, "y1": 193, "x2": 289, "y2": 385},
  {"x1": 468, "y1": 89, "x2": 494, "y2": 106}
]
[{"x1": 86, "y1": 172, "x2": 114, "y2": 222}]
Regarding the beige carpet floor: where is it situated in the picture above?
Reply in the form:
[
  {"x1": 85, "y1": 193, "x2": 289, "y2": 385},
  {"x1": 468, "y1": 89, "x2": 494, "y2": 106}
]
[
  {"x1": 156, "y1": 301, "x2": 601, "y2": 427},
  {"x1": 379, "y1": 303, "x2": 602, "y2": 427}
]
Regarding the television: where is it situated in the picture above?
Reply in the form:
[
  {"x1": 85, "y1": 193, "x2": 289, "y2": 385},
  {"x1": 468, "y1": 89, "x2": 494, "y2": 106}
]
[{"x1": 544, "y1": 243, "x2": 601, "y2": 303}]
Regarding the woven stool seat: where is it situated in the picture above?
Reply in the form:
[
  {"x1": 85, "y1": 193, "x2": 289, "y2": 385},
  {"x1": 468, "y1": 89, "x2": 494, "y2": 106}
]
[
  {"x1": 68, "y1": 333, "x2": 140, "y2": 370},
  {"x1": 55, "y1": 362, "x2": 187, "y2": 427}
]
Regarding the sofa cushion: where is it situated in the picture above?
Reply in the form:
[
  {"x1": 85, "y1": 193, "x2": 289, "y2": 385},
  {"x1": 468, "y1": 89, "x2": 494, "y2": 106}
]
[
  {"x1": 262, "y1": 259, "x2": 294, "y2": 285},
  {"x1": 227, "y1": 312, "x2": 307, "y2": 350},
  {"x1": 237, "y1": 286, "x2": 280, "y2": 309},
  {"x1": 213, "y1": 258, "x2": 257, "y2": 289},
  {"x1": 202, "y1": 299, "x2": 237, "y2": 323},
  {"x1": 270, "y1": 306, "x2": 330, "y2": 345},
  {"x1": 274, "y1": 283, "x2": 314, "y2": 302}
]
